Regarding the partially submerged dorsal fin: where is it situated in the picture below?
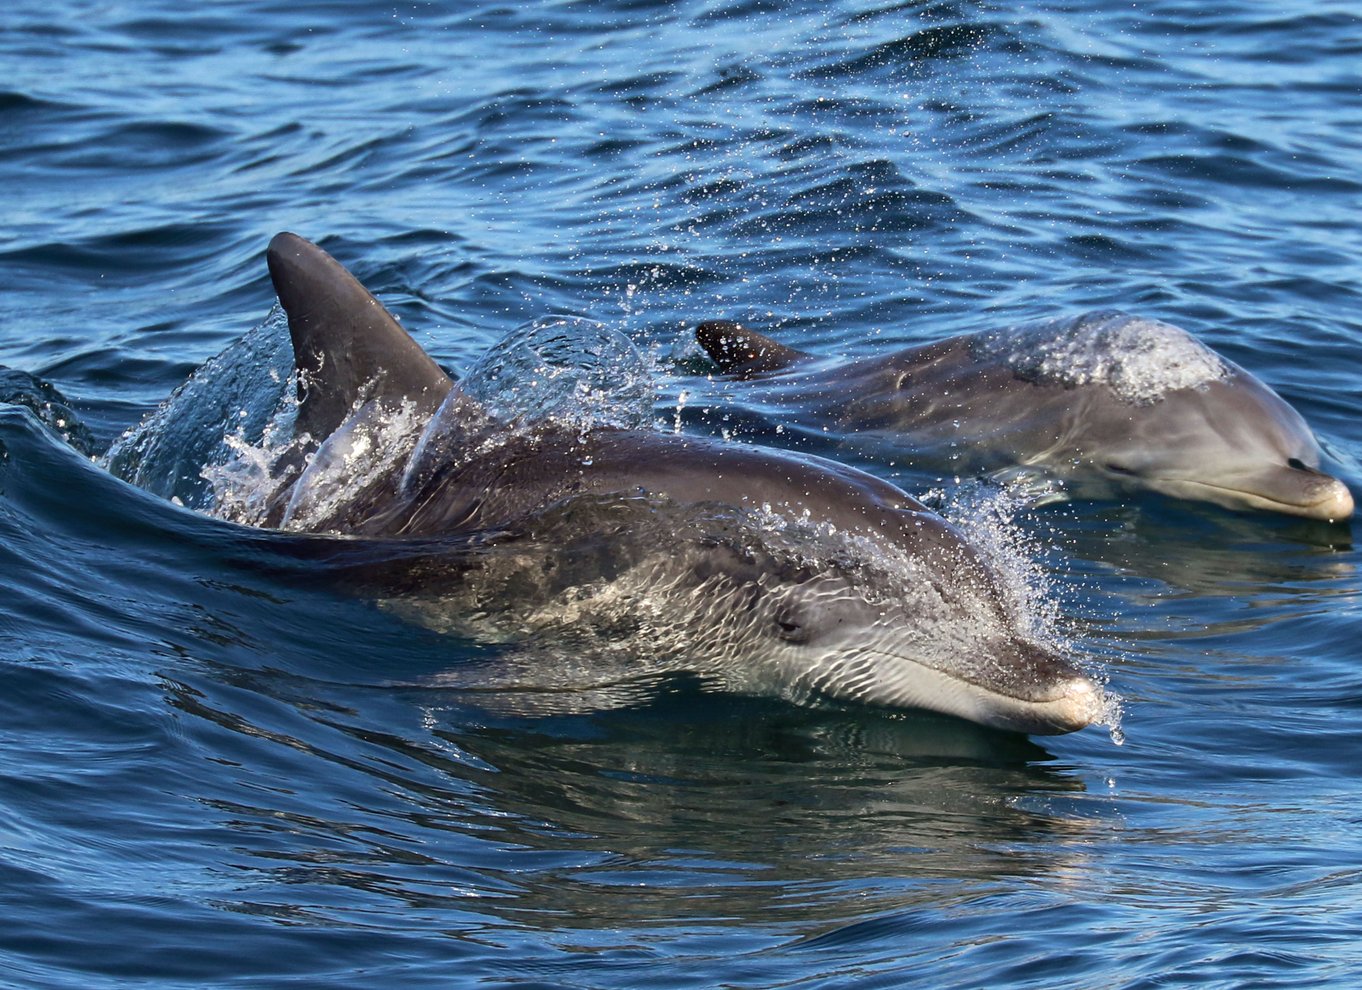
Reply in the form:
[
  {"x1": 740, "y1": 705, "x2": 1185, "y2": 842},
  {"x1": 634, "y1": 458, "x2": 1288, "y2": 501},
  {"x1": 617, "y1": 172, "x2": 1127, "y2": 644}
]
[
  {"x1": 694, "y1": 320, "x2": 809, "y2": 378},
  {"x1": 267, "y1": 231, "x2": 454, "y2": 441}
]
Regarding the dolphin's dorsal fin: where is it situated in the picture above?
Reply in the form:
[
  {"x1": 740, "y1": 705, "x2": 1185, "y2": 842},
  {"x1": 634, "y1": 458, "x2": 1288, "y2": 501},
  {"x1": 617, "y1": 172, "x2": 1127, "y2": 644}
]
[
  {"x1": 267, "y1": 232, "x2": 454, "y2": 441},
  {"x1": 694, "y1": 320, "x2": 808, "y2": 378}
]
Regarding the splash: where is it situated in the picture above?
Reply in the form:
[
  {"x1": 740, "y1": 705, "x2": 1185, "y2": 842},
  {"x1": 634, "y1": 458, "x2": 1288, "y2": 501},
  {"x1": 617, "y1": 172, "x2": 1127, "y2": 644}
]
[
  {"x1": 926, "y1": 482, "x2": 1061, "y2": 642},
  {"x1": 457, "y1": 316, "x2": 654, "y2": 431},
  {"x1": 275, "y1": 397, "x2": 429, "y2": 532},
  {"x1": 926, "y1": 479, "x2": 1124, "y2": 739},
  {"x1": 200, "y1": 429, "x2": 298, "y2": 527},
  {"x1": 102, "y1": 307, "x2": 297, "y2": 509},
  {"x1": 970, "y1": 310, "x2": 1229, "y2": 404},
  {"x1": 190, "y1": 315, "x2": 658, "y2": 527},
  {"x1": 401, "y1": 316, "x2": 658, "y2": 493}
]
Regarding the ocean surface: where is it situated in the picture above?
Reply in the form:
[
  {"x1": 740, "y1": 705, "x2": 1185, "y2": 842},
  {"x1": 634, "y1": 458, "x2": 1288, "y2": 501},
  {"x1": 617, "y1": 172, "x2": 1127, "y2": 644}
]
[{"x1": 3, "y1": 1, "x2": 1361, "y2": 987}]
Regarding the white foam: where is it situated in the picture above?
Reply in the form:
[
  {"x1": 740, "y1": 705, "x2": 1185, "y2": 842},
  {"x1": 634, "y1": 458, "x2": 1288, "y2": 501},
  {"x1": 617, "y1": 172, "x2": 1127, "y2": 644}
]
[{"x1": 970, "y1": 310, "x2": 1230, "y2": 404}]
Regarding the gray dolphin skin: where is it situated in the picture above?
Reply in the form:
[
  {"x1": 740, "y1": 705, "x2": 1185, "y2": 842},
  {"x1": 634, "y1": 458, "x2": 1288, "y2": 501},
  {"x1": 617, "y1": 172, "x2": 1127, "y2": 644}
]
[
  {"x1": 258, "y1": 232, "x2": 1106, "y2": 734},
  {"x1": 694, "y1": 317, "x2": 1354, "y2": 522}
]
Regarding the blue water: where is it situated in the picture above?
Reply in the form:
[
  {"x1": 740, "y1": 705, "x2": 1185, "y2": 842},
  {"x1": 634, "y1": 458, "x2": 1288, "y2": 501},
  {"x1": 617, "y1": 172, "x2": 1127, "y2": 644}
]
[{"x1": 3, "y1": 1, "x2": 1362, "y2": 987}]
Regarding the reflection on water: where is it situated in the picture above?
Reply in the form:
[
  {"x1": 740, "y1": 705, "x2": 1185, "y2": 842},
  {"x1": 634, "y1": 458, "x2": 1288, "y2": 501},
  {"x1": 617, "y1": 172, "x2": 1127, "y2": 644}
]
[
  {"x1": 160, "y1": 660, "x2": 1107, "y2": 936},
  {"x1": 1047, "y1": 495, "x2": 1357, "y2": 656}
]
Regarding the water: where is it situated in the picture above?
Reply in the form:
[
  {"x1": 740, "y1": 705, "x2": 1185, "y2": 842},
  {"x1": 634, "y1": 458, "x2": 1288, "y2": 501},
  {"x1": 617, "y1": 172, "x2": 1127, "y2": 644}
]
[{"x1": 2, "y1": 0, "x2": 1361, "y2": 986}]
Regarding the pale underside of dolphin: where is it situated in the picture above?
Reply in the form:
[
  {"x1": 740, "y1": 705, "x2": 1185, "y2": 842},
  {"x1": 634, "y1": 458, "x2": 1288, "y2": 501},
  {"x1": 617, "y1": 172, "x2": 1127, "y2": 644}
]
[
  {"x1": 693, "y1": 317, "x2": 1353, "y2": 523},
  {"x1": 256, "y1": 232, "x2": 1108, "y2": 735}
]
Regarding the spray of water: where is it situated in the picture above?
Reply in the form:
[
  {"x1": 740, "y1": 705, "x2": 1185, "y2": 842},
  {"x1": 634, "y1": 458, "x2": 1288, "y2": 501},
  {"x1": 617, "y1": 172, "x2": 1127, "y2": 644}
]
[
  {"x1": 103, "y1": 307, "x2": 298, "y2": 511},
  {"x1": 926, "y1": 479, "x2": 1125, "y2": 740}
]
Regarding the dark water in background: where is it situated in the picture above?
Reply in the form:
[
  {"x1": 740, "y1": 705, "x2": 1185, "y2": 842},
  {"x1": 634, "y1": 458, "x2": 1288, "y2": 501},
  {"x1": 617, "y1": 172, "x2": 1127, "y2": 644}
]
[{"x1": 3, "y1": 1, "x2": 1362, "y2": 987}]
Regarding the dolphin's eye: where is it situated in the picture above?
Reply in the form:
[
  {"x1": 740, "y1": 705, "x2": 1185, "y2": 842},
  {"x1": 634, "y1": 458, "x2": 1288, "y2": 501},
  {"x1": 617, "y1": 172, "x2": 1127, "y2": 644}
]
[
  {"x1": 1105, "y1": 462, "x2": 1136, "y2": 476},
  {"x1": 1287, "y1": 457, "x2": 1309, "y2": 471},
  {"x1": 774, "y1": 608, "x2": 809, "y2": 643}
]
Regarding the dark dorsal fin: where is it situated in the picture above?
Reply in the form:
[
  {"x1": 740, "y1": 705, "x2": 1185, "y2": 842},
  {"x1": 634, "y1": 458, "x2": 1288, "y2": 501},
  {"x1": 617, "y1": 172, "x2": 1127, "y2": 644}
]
[
  {"x1": 694, "y1": 320, "x2": 809, "y2": 378},
  {"x1": 267, "y1": 231, "x2": 454, "y2": 441}
]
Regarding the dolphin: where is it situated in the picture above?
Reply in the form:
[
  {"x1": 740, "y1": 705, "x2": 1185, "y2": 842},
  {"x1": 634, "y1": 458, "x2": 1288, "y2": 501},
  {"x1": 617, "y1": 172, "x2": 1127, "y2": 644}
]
[
  {"x1": 248, "y1": 232, "x2": 1106, "y2": 734},
  {"x1": 693, "y1": 315, "x2": 1354, "y2": 522}
]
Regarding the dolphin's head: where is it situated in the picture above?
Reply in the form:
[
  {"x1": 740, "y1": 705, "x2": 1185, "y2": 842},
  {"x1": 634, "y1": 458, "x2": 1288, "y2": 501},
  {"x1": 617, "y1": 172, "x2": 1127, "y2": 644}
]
[
  {"x1": 742, "y1": 572, "x2": 1104, "y2": 734},
  {"x1": 965, "y1": 311, "x2": 1353, "y2": 522},
  {"x1": 1076, "y1": 368, "x2": 1353, "y2": 522},
  {"x1": 664, "y1": 506, "x2": 1108, "y2": 735}
]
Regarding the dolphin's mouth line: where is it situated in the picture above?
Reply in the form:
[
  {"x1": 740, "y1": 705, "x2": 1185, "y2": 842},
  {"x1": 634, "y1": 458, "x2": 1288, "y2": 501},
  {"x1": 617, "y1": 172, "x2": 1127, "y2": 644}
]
[
  {"x1": 842, "y1": 646, "x2": 1104, "y2": 735},
  {"x1": 1145, "y1": 475, "x2": 1351, "y2": 515},
  {"x1": 853, "y1": 645, "x2": 1092, "y2": 706}
]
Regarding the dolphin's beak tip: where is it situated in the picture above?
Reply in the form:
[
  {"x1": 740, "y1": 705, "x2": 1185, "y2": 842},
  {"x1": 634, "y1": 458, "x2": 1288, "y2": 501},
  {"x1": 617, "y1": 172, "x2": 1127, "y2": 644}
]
[
  {"x1": 1051, "y1": 675, "x2": 1107, "y2": 733},
  {"x1": 1307, "y1": 476, "x2": 1353, "y2": 524},
  {"x1": 1332, "y1": 485, "x2": 1353, "y2": 522}
]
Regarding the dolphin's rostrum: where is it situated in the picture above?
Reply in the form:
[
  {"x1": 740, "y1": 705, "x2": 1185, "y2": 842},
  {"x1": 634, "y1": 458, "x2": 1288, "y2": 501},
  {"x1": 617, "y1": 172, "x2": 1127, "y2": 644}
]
[{"x1": 253, "y1": 232, "x2": 1108, "y2": 735}]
